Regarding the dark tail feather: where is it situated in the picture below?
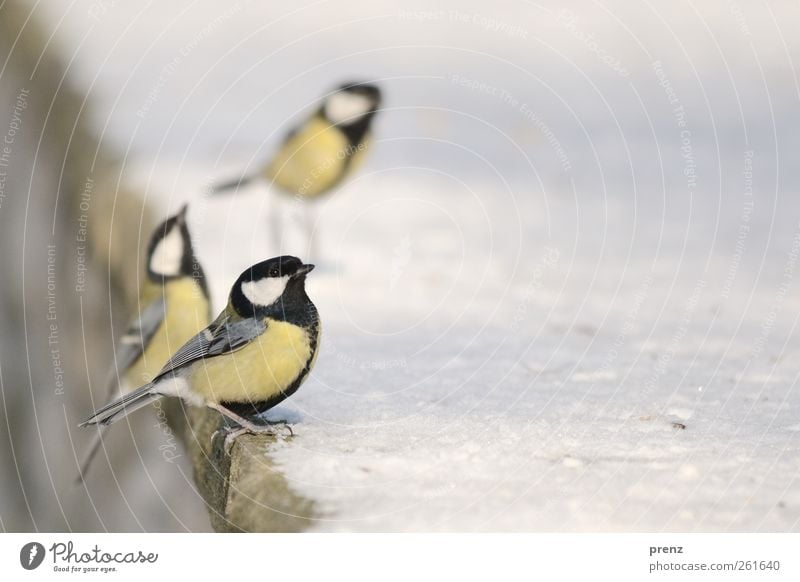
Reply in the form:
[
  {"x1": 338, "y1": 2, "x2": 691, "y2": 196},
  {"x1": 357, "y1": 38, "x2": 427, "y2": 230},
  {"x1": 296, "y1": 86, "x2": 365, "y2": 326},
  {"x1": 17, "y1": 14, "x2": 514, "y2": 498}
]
[
  {"x1": 74, "y1": 426, "x2": 108, "y2": 485},
  {"x1": 79, "y1": 383, "x2": 158, "y2": 428},
  {"x1": 212, "y1": 173, "x2": 257, "y2": 194},
  {"x1": 76, "y1": 381, "x2": 157, "y2": 484}
]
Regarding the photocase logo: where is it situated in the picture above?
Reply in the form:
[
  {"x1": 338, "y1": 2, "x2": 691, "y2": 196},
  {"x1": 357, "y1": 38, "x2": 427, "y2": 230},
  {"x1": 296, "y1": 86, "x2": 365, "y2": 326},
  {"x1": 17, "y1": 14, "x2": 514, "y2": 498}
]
[{"x1": 19, "y1": 542, "x2": 46, "y2": 570}]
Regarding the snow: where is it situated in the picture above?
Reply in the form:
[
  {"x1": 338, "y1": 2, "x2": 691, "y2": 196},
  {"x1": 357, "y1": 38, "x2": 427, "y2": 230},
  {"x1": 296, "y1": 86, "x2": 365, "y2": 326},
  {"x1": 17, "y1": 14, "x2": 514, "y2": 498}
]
[{"x1": 40, "y1": 0, "x2": 800, "y2": 530}]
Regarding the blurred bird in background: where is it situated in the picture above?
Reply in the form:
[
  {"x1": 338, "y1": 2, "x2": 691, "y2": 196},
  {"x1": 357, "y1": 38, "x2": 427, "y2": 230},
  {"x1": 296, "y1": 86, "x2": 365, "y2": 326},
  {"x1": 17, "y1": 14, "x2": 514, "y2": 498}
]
[
  {"x1": 80, "y1": 256, "x2": 320, "y2": 452},
  {"x1": 76, "y1": 204, "x2": 211, "y2": 482},
  {"x1": 213, "y1": 81, "x2": 382, "y2": 260}
]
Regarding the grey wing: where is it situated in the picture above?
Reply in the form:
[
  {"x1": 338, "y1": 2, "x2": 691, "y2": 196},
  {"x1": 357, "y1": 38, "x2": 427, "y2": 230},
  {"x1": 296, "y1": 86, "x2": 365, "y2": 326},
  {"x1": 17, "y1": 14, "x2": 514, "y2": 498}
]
[
  {"x1": 152, "y1": 313, "x2": 266, "y2": 380},
  {"x1": 105, "y1": 298, "x2": 166, "y2": 394}
]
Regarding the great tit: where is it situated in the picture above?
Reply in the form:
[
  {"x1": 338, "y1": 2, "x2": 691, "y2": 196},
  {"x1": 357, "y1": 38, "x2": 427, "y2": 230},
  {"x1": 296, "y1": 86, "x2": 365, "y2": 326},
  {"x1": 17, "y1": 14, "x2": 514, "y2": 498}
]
[
  {"x1": 213, "y1": 82, "x2": 381, "y2": 256},
  {"x1": 76, "y1": 204, "x2": 211, "y2": 482},
  {"x1": 79, "y1": 256, "x2": 320, "y2": 451},
  {"x1": 215, "y1": 82, "x2": 381, "y2": 198}
]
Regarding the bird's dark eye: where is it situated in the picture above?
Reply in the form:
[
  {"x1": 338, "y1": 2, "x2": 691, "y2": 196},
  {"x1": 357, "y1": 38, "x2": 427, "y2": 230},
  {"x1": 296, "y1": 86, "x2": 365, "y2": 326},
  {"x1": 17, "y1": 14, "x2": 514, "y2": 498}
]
[{"x1": 269, "y1": 268, "x2": 280, "y2": 277}]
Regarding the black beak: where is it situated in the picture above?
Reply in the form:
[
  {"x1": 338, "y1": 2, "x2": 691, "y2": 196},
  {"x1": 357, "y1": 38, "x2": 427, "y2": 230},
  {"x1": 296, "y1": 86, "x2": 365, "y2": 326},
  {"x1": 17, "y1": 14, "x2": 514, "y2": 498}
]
[{"x1": 295, "y1": 263, "x2": 315, "y2": 276}]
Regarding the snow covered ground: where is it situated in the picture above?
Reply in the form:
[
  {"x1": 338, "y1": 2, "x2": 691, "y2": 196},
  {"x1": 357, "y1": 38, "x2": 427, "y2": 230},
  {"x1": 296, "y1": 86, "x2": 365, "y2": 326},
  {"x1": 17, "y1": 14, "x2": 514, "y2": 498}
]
[{"x1": 38, "y1": 0, "x2": 800, "y2": 530}]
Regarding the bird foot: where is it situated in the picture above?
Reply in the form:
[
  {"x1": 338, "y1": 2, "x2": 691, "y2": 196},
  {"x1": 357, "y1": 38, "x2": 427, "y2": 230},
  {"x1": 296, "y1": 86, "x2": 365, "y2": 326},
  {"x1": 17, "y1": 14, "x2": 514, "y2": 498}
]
[{"x1": 217, "y1": 420, "x2": 294, "y2": 455}]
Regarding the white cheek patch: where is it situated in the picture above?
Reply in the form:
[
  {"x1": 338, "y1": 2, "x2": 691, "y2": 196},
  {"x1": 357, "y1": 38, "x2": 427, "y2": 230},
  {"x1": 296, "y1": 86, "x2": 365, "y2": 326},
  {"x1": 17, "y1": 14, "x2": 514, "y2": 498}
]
[
  {"x1": 325, "y1": 91, "x2": 373, "y2": 125},
  {"x1": 242, "y1": 275, "x2": 289, "y2": 307},
  {"x1": 150, "y1": 227, "x2": 184, "y2": 276}
]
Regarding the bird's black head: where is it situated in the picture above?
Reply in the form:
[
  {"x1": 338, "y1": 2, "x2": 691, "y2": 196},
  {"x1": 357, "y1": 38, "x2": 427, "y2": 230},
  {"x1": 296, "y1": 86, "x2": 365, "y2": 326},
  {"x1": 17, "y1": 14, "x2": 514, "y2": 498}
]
[
  {"x1": 338, "y1": 81, "x2": 381, "y2": 108},
  {"x1": 146, "y1": 204, "x2": 208, "y2": 294},
  {"x1": 321, "y1": 81, "x2": 381, "y2": 143},
  {"x1": 230, "y1": 256, "x2": 315, "y2": 318}
]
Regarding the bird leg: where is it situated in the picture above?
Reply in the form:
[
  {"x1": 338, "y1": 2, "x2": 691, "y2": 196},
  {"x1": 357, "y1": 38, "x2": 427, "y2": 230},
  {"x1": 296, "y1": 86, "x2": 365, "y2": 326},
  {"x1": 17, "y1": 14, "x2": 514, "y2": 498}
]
[
  {"x1": 303, "y1": 203, "x2": 320, "y2": 264},
  {"x1": 207, "y1": 402, "x2": 293, "y2": 454},
  {"x1": 270, "y1": 194, "x2": 285, "y2": 254}
]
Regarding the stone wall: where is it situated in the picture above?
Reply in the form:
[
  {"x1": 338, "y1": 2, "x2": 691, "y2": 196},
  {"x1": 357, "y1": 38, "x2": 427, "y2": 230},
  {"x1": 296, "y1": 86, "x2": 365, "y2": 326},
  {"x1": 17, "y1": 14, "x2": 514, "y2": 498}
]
[{"x1": 0, "y1": 2, "x2": 210, "y2": 531}]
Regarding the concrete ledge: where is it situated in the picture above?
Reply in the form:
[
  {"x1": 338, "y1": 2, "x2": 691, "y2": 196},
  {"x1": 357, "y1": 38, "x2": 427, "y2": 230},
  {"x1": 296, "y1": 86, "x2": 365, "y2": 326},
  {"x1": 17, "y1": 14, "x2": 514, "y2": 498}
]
[{"x1": 165, "y1": 401, "x2": 317, "y2": 532}]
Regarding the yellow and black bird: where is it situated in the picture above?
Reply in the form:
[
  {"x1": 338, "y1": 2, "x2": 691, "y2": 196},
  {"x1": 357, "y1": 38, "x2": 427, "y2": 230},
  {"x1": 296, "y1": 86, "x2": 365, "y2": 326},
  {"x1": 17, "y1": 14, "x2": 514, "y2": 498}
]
[
  {"x1": 76, "y1": 204, "x2": 211, "y2": 481},
  {"x1": 213, "y1": 82, "x2": 382, "y2": 255},
  {"x1": 80, "y1": 256, "x2": 320, "y2": 451},
  {"x1": 215, "y1": 82, "x2": 381, "y2": 198}
]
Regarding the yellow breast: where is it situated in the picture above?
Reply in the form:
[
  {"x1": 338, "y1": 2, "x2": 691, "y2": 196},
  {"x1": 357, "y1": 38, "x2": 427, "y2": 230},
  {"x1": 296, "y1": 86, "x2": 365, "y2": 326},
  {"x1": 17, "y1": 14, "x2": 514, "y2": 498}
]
[
  {"x1": 126, "y1": 278, "x2": 210, "y2": 386},
  {"x1": 265, "y1": 117, "x2": 353, "y2": 198},
  {"x1": 188, "y1": 319, "x2": 314, "y2": 405}
]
